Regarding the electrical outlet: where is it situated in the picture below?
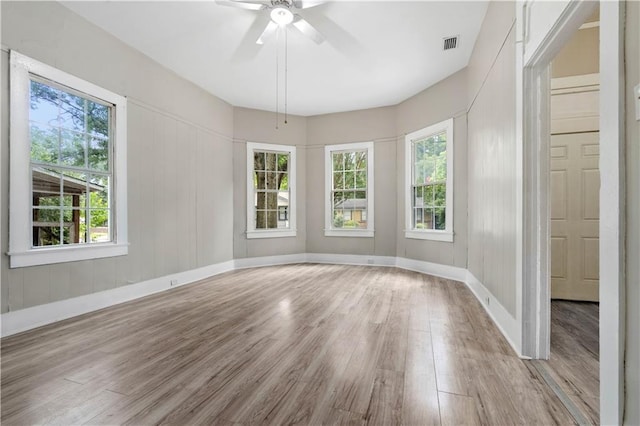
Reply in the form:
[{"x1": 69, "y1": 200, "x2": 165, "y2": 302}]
[
  {"x1": 170, "y1": 279, "x2": 177, "y2": 287},
  {"x1": 367, "y1": 259, "x2": 374, "y2": 265},
  {"x1": 485, "y1": 296, "x2": 490, "y2": 306}
]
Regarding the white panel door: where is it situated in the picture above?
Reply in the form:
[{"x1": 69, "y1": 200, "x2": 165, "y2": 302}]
[{"x1": 550, "y1": 131, "x2": 600, "y2": 301}]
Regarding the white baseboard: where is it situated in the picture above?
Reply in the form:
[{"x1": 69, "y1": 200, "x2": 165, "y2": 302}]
[
  {"x1": 395, "y1": 257, "x2": 467, "y2": 282},
  {"x1": 464, "y1": 270, "x2": 525, "y2": 358},
  {"x1": 0, "y1": 260, "x2": 235, "y2": 337},
  {"x1": 233, "y1": 253, "x2": 306, "y2": 270},
  {"x1": 305, "y1": 253, "x2": 397, "y2": 267},
  {"x1": 1, "y1": 254, "x2": 524, "y2": 359}
]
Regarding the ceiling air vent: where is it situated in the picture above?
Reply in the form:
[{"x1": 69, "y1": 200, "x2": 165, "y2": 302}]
[{"x1": 443, "y1": 36, "x2": 459, "y2": 51}]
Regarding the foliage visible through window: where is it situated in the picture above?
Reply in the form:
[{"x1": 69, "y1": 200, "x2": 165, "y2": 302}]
[
  {"x1": 253, "y1": 150, "x2": 290, "y2": 229},
  {"x1": 29, "y1": 79, "x2": 112, "y2": 247},
  {"x1": 412, "y1": 131, "x2": 447, "y2": 230},
  {"x1": 331, "y1": 150, "x2": 368, "y2": 230}
]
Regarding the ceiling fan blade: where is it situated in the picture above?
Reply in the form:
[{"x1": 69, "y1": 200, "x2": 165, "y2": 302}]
[
  {"x1": 292, "y1": 0, "x2": 326, "y2": 9},
  {"x1": 292, "y1": 15, "x2": 325, "y2": 44},
  {"x1": 256, "y1": 21, "x2": 278, "y2": 45},
  {"x1": 215, "y1": 0, "x2": 266, "y2": 11}
]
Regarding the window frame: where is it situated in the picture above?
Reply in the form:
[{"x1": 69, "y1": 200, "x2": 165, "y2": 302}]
[
  {"x1": 8, "y1": 50, "x2": 128, "y2": 268},
  {"x1": 404, "y1": 118, "x2": 454, "y2": 242},
  {"x1": 324, "y1": 141, "x2": 374, "y2": 238},
  {"x1": 246, "y1": 142, "x2": 296, "y2": 239}
]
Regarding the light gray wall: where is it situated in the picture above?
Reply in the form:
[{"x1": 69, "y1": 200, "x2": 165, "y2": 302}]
[
  {"x1": 466, "y1": 2, "x2": 518, "y2": 315},
  {"x1": 625, "y1": 1, "x2": 639, "y2": 423},
  {"x1": 396, "y1": 69, "x2": 468, "y2": 267},
  {"x1": 0, "y1": 1, "x2": 235, "y2": 313},
  {"x1": 232, "y1": 107, "x2": 307, "y2": 258},
  {"x1": 306, "y1": 107, "x2": 397, "y2": 257}
]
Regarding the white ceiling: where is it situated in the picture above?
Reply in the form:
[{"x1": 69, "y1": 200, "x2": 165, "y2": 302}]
[{"x1": 62, "y1": 1, "x2": 488, "y2": 116}]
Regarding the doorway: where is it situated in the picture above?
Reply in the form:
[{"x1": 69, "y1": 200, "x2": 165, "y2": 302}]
[
  {"x1": 521, "y1": 1, "x2": 625, "y2": 423},
  {"x1": 546, "y1": 14, "x2": 601, "y2": 422}
]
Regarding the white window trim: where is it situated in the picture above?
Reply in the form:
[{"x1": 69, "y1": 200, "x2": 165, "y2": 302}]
[
  {"x1": 246, "y1": 142, "x2": 296, "y2": 239},
  {"x1": 324, "y1": 141, "x2": 374, "y2": 238},
  {"x1": 8, "y1": 51, "x2": 128, "y2": 268},
  {"x1": 404, "y1": 118, "x2": 454, "y2": 242}
]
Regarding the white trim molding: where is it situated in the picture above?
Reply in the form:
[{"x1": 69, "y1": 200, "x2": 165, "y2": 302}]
[
  {"x1": 324, "y1": 141, "x2": 375, "y2": 238},
  {"x1": 8, "y1": 50, "x2": 128, "y2": 268},
  {"x1": 245, "y1": 142, "x2": 297, "y2": 239},
  {"x1": 1, "y1": 260, "x2": 235, "y2": 337},
  {"x1": 404, "y1": 118, "x2": 454, "y2": 242}
]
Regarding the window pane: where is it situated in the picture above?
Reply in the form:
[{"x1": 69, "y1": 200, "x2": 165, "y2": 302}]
[
  {"x1": 87, "y1": 102, "x2": 109, "y2": 139},
  {"x1": 254, "y1": 152, "x2": 266, "y2": 172},
  {"x1": 434, "y1": 208, "x2": 446, "y2": 230},
  {"x1": 355, "y1": 171, "x2": 366, "y2": 189},
  {"x1": 424, "y1": 208, "x2": 435, "y2": 230},
  {"x1": 278, "y1": 172, "x2": 288, "y2": 190},
  {"x1": 333, "y1": 172, "x2": 344, "y2": 190},
  {"x1": 333, "y1": 191, "x2": 346, "y2": 209},
  {"x1": 30, "y1": 123, "x2": 59, "y2": 165},
  {"x1": 432, "y1": 183, "x2": 446, "y2": 207},
  {"x1": 30, "y1": 80, "x2": 61, "y2": 126},
  {"x1": 265, "y1": 152, "x2": 277, "y2": 171},
  {"x1": 277, "y1": 153, "x2": 289, "y2": 172},
  {"x1": 255, "y1": 210, "x2": 267, "y2": 229},
  {"x1": 89, "y1": 209, "x2": 110, "y2": 243},
  {"x1": 344, "y1": 171, "x2": 355, "y2": 189},
  {"x1": 255, "y1": 171, "x2": 265, "y2": 190},
  {"x1": 32, "y1": 167, "x2": 62, "y2": 199},
  {"x1": 266, "y1": 192, "x2": 278, "y2": 211},
  {"x1": 88, "y1": 137, "x2": 109, "y2": 171},
  {"x1": 256, "y1": 191, "x2": 266, "y2": 209},
  {"x1": 89, "y1": 175, "x2": 110, "y2": 209},
  {"x1": 59, "y1": 129, "x2": 86, "y2": 168},
  {"x1": 32, "y1": 208, "x2": 61, "y2": 247},
  {"x1": 333, "y1": 153, "x2": 344, "y2": 171},
  {"x1": 344, "y1": 152, "x2": 356, "y2": 171},
  {"x1": 266, "y1": 171, "x2": 277, "y2": 190},
  {"x1": 332, "y1": 209, "x2": 345, "y2": 228},
  {"x1": 424, "y1": 185, "x2": 434, "y2": 207},
  {"x1": 414, "y1": 186, "x2": 424, "y2": 208},
  {"x1": 355, "y1": 151, "x2": 366, "y2": 170}
]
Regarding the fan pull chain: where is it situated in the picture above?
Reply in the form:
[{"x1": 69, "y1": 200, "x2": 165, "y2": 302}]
[{"x1": 284, "y1": 27, "x2": 288, "y2": 125}]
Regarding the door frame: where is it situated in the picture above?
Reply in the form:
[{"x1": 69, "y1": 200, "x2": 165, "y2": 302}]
[{"x1": 521, "y1": 1, "x2": 626, "y2": 424}]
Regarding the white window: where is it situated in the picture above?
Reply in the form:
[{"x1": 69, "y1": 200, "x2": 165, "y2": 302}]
[
  {"x1": 246, "y1": 142, "x2": 296, "y2": 239},
  {"x1": 405, "y1": 118, "x2": 453, "y2": 242},
  {"x1": 8, "y1": 51, "x2": 128, "y2": 268},
  {"x1": 324, "y1": 142, "x2": 374, "y2": 237}
]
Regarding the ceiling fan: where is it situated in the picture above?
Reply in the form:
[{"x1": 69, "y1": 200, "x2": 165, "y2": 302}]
[{"x1": 216, "y1": 0, "x2": 326, "y2": 45}]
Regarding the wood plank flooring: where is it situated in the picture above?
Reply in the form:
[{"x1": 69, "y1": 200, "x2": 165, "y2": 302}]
[
  {"x1": 542, "y1": 300, "x2": 599, "y2": 424},
  {"x1": 1, "y1": 264, "x2": 577, "y2": 425}
]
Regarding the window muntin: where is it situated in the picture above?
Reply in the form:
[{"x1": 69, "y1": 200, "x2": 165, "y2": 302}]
[
  {"x1": 246, "y1": 143, "x2": 296, "y2": 238},
  {"x1": 411, "y1": 131, "x2": 447, "y2": 231},
  {"x1": 324, "y1": 142, "x2": 374, "y2": 237},
  {"x1": 405, "y1": 119, "x2": 453, "y2": 242},
  {"x1": 9, "y1": 51, "x2": 128, "y2": 268},
  {"x1": 29, "y1": 78, "x2": 113, "y2": 247}
]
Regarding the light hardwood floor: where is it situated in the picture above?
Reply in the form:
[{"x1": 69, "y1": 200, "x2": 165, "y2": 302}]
[
  {"x1": 547, "y1": 300, "x2": 599, "y2": 424},
  {"x1": 1, "y1": 264, "x2": 577, "y2": 425}
]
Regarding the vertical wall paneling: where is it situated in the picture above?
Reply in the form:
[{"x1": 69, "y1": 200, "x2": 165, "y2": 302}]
[
  {"x1": 1, "y1": 2, "x2": 235, "y2": 312},
  {"x1": 467, "y1": 4, "x2": 517, "y2": 316}
]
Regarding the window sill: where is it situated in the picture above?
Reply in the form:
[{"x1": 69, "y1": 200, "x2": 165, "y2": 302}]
[
  {"x1": 8, "y1": 242, "x2": 129, "y2": 268},
  {"x1": 405, "y1": 230, "x2": 454, "y2": 242},
  {"x1": 246, "y1": 230, "x2": 297, "y2": 239},
  {"x1": 324, "y1": 229, "x2": 375, "y2": 238}
]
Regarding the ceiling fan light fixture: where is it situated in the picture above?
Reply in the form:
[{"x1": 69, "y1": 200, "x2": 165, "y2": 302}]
[{"x1": 270, "y1": 7, "x2": 293, "y2": 26}]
